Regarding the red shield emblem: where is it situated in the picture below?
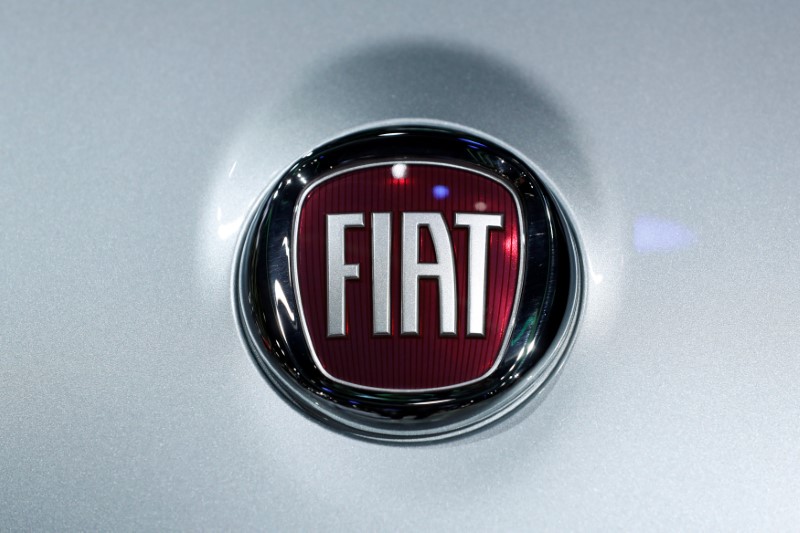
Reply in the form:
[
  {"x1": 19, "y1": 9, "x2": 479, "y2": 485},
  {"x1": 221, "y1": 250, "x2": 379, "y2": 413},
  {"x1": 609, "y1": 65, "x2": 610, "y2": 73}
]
[{"x1": 294, "y1": 163, "x2": 522, "y2": 390}]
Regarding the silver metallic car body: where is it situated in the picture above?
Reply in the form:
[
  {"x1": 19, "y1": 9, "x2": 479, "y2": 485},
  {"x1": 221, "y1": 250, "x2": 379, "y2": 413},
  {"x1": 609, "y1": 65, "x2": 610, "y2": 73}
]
[{"x1": 2, "y1": 1, "x2": 799, "y2": 530}]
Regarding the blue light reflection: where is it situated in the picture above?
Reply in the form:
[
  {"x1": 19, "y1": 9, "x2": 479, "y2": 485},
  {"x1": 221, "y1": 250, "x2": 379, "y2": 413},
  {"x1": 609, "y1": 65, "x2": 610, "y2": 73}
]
[
  {"x1": 458, "y1": 137, "x2": 486, "y2": 149},
  {"x1": 634, "y1": 216, "x2": 696, "y2": 253},
  {"x1": 432, "y1": 185, "x2": 449, "y2": 199}
]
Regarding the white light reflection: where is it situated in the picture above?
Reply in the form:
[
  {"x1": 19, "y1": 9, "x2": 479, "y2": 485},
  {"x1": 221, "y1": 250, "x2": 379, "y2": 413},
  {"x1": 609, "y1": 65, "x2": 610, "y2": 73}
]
[
  {"x1": 217, "y1": 215, "x2": 243, "y2": 239},
  {"x1": 391, "y1": 163, "x2": 408, "y2": 179},
  {"x1": 273, "y1": 280, "x2": 295, "y2": 320},
  {"x1": 273, "y1": 280, "x2": 295, "y2": 340},
  {"x1": 281, "y1": 236, "x2": 291, "y2": 263}
]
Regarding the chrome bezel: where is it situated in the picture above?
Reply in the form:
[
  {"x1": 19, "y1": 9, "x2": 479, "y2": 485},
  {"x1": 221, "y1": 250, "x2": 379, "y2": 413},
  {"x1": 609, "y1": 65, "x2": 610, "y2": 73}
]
[{"x1": 235, "y1": 125, "x2": 582, "y2": 442}]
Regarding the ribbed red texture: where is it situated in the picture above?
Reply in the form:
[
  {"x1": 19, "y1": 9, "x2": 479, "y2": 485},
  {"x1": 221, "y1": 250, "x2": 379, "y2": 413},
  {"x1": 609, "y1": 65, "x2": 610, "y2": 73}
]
[{"x1": 295, "y1": 164, "x2": 520, "y2": 390}]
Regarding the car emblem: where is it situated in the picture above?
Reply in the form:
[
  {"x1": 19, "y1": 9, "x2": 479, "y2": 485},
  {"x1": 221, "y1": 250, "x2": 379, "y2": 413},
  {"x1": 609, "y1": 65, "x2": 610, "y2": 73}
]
[{"x1": 236, "y1": 126, "x2": 582, "y2": 441}]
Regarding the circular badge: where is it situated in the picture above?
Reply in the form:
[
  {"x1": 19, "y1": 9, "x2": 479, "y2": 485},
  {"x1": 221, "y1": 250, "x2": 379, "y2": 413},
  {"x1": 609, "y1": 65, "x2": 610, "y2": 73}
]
[{"x1": 236, "y1": 126, "x2": 581, "y2": 441}]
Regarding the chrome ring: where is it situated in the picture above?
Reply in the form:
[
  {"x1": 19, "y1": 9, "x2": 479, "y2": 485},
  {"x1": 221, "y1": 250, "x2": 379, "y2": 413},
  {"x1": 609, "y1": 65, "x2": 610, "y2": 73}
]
[{"x1": 235, "y1": 125, "x2": 583, "y2": 442}]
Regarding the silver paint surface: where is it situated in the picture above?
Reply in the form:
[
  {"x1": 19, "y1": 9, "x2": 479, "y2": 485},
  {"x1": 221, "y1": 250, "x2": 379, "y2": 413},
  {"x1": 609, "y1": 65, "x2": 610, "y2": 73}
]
[{"x1": 2, "y1": 0, "x2": 799, "y2": 530}]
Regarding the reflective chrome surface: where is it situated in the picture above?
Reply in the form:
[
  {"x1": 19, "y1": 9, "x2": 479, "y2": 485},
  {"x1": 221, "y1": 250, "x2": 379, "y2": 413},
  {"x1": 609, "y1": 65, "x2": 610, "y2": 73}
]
[{"x1": 236, "y1": 126, "x2": 583, "y2": 441}]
